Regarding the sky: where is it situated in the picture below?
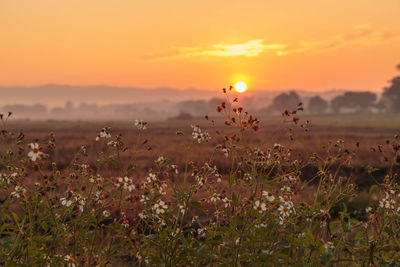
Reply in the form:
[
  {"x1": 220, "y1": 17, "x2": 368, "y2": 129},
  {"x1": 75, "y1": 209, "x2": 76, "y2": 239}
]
[{"x1": 1, "y1": 0, "x2": 400, "y2": 92}]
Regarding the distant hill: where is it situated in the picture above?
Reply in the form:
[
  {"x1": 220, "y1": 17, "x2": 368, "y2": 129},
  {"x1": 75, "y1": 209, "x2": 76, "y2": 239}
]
[{"x1": 0, "y1": 84, "x2": 221, "y2": 107}]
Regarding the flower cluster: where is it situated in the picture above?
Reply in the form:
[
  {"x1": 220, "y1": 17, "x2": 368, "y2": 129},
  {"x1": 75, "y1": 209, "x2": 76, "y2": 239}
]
[
  {"x1": 135, "y1": 120, "x2": 147, "y2": 130},
  {"x1": 60, "y1": 191, "x2": 86, "y2": 212},
  {"x1": 95, "y1": 126, "x2": 111, "y2": 141},
  {"x1": 115, "y1": 176, "x2": 135, "y2": 192},
  {"x1": 191, "y1": 124, "x2": 211, "y2": 143},
  {"x1": 10, "y1": 185, "x2": 26, "y2": 198}
]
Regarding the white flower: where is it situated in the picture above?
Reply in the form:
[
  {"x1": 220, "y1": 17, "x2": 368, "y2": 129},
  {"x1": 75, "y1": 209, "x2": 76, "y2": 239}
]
[
  {"x1": 197, "y1": 227, "x2": 206, "y2": 237},
  {"x1": 138, "y1": 212, "x2": 147, "y2": 219},
  {"x1": 283, "y1": 174, "x2": 300, "y2": 183},
  {"x1": 115, "y1": 176, "x2": 135, "y2": 191},
  {"x1": 222, "y1": 148, "x2": 229, "y2": 158},
  {"x1": 210, "y1": 193, "x2": 220, "y2": 203},
  {"x1": 121, "y1": 219, "x2": 129, "y2": 228},
  {"x1": 365, "y1": 206, "x2": 372, "y2": 213},
  {"x1": 191, "y1": 124, "x2": 211, "y2": 143},
  {"x1": 77, "y1": 198, "x2": 86, "y2": 212},
  {"x1": 379, "y1": 197, "x2": 395, "y2": 210},
  {"x1": 60, "y1": 197, "x2": 72, "y2": 207},
  {"x1": 222, "y1": 197, "x2": 231, "y2": 208},
  {"x1": 262, "y1": 191, "x2": 275, "y2": 202},
  {"x1": 279, "y1": 196, "x2": 294, "y2": 208},
  {"x1": 253, "y1": 148, "x2": 265, "y2": 156},
  {"x1": 179, "y1": 205, "x2": 185, "y2": 214},
  {"x1": 44, "y1": 255, "x2": 51, "y2": 267},
  {"x1": 10, "y1": 185, "x2": 26, "y2": 198},
  {"x1": 146, "y1": 173, "x2": 157, "y2": 183},
  {"x1": 107, "y1": 141, "x2": 118, "y2": 147},
  {"x1": 64, "y1": 255, "x2": 76, "y2": 267},
  {"x1": 153, "y1": 200, "x2": 168, "y2": 214},
  {"x1": 140, "y1": 195, "x2": 149, "y2": 203},
  {"x1": 27, "y1": 143, "x2": 44, "y2": 161},
  {"x1": 94, "y1": 192, "x2": 104, "y2": 204},
  {"x1": 278, "y1": 204, "x2": 291, "y2": 217},
  {"x1": 253, "y1": 200, "x2": 267, "y2": 213},
  {"x1": 96, "y1": 127, "x2": 111, "y2": 141},
  {"x1": 155, "y1": 156, "x2": 165, "y2": 164},
  {"x1": 170, "y1": 164, "x2": 179, "y2": 174},
  {"x1": 279, "y1": 217, "x2": 288, "y2": 225},
  {"x1": 244, "y1": 173, "x2": 252, "y2": 181},
  {"x1": 235, "y1": 237, "x2": 240, "y2": 245},
  {"x1": 280, "y1": 186, "x2": 292, "y2": 193},
  {"x1": 89, "y1": 174, "x2": 102, "y2": 184},
  {"x1": 158, "y1": 181, "x2": 168, "y2": 195},
  {"x1": 134, "y1": 120, "x2": 147, "y2": 130}
]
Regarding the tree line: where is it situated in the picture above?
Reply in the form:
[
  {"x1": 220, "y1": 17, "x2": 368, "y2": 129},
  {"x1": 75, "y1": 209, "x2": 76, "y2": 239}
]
[{"x1": 269, "y1": 64, "x2": 400, "y2": 114}]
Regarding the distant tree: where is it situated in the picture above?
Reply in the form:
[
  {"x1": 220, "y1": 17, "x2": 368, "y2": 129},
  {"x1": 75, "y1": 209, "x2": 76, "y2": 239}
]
[
  {"x1": 31, "y1": 104, "x2": 47, "y2": 115},
  {"x1": 65, "y1": 100, "x2": 74, "y2": 111},
  {"x1": 169, "y1": 112, "x2": 193, "y2": 120},
  {"x1": 176, "y1": 100, "x2": 209, "y2": 116},
  {"x1": 51, "y1": 107, "x2": 67, "y2": 116},
  {"x1": 331, "y1": 92, "x2": 377, "y2": 113},
  {"x1": 270, "y1": 91, "x2": 301, "y2": 112},
  {"x1": 3, "y1": 104, "x2": 47, "y2": 116},
  {"x1": 308, "y1": 96, "x2": 328, "y2": 114},
  {"x1": 375, "y1": 98, "x2": 389, "y2": 113},
  {"x1": 381, "y1": 64, "x2": 400, "y2": 112}
]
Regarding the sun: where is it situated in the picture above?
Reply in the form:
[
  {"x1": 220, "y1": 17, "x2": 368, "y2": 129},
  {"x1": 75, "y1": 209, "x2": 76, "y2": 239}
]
[{"x1": 235, "y1": 81, "x2": 247, "y2": 93}]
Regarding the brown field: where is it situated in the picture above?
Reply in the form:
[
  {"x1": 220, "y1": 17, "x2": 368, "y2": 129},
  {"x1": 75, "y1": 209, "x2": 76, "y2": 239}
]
[{"x1": 3, "y1": 113, "x2": 400, "y2": 188}]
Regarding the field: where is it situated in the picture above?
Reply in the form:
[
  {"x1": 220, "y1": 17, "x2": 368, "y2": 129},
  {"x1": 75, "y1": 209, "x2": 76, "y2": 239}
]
[
  {"x1": 1, "y1": 109, "x2": 400, "y2": 266},
  {"x1": 6, "y1": 113, "x2": 400, "y2": 177}
]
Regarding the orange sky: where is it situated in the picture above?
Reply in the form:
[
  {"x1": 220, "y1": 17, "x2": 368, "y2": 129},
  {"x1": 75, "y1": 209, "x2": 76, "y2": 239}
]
[{"x1": 1, "y1": 0, "x2": 400, "y2": 92}]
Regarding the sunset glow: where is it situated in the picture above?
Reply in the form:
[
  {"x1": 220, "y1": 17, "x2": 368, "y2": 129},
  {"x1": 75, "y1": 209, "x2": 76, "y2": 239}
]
[{"x1": 1, "y1": 1, "x2": 399, "y2": 92}]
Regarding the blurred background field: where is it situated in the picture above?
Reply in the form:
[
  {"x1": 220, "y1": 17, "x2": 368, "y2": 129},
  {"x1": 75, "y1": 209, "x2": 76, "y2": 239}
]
[{"x1": 4, "y1": 113, "x2": 399, "y2": 188}]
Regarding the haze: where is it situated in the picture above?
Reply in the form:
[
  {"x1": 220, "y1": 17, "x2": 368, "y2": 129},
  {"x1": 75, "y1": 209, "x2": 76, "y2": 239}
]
[{"x1": 1, "y1": 0, "x2": 400, "y2": 94}]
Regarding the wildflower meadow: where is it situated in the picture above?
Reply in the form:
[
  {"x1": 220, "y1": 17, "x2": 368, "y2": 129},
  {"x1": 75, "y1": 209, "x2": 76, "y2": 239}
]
[{"x1": 1, "y1": 87, "x2": 400, "y2": 266}]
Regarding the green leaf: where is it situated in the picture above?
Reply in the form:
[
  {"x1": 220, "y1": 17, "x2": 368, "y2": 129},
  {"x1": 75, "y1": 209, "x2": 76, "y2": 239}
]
[
  {"x1": 366, "y1": 165, "x2": 380, "y2": 174},
  {"x1": 1, "y1": 223, "x2": 17, "y2": 233},
  {"x1": 232, "y1": 192, "x2": 239, "y2": 206},
  {"x1": 229, "y1": 173, "x2": 236, "y2": 186},
  {"x1": 195, "y1": 244, "x2": 206, "y2": 257},
  {"x1": 0, "y1": 236, "x2": 16, "y2": 249},
  {"x1": 10, "y1": 211, "x2": 19, "y2": 223},
  {"x1": 354, "y1": 230, "x2": 364, "y2": 246},
  {"x1": 41, "y1": 221, "x2": 48, "y2": 232},
  {"x1": 329, "y1": 221, "x2": 340, "y2": 232},
  {"x1": 369, "y1": 185, "x2": 379, "y2": 196},
  {"x1": 145, "y1": 234, "x2": 157, "y2": 241}
]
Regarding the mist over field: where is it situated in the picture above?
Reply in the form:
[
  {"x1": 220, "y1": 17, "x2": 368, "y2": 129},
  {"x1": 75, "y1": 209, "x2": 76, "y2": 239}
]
[{"x1": 0, "y1": 84, "x2": 374, "y2": 120}]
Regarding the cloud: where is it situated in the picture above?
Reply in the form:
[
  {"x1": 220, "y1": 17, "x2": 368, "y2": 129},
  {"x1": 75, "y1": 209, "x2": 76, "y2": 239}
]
[
  {"x1": 142, "y1": 26, "x2": 400, "y2": 60},
  {"x1": 276, "y1": 26, "x2": 400, "y2": 56},
  {"x1": 141, "y1": 39, "x2": 286, "y2": 60},
  {"x1": 195, "y1": 39, "x2": 286, "y2": 57}
]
